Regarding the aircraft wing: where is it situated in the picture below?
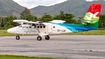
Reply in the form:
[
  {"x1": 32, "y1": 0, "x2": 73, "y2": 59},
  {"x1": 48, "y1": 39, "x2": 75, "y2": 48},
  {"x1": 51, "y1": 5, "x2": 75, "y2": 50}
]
[
  {"x1": 49, "y1": 20, "x2": 66, "y2": 24},
  {"x1": 13, "y1": 19, "x2": 39, "y2": 24}
]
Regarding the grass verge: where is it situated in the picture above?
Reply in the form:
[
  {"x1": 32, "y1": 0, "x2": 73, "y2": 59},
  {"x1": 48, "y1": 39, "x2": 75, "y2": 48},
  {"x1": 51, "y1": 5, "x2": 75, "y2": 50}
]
[
  {"x1": 64, "y1": 30, "x2": 105, "y2": 35},
  {"x1": 0, "y1": 29, "x2": 105, "y2": 36},
  {"x1": 0, "y1": 55, "x2": 59, "y2": 59},
  {"x1": 0, "y1": 30, "x2": 16, "y2": 36}
]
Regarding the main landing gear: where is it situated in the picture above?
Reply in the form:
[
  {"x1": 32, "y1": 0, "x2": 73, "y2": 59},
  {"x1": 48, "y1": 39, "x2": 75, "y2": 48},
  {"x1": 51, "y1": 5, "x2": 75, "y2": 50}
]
[
  {"x1": 15, "y1": 35, "x2": 50, "y2": 41},
  {"x1": 16, "y1": 35, "x2": 20, "y2": 40},
  {"x1": 45, "y1": 35, "x2": 50, "y2": 40},
  {"x1": 37, "y1": 35, "x2": 50, "y2": 41},
  {"x1": 37, "y1": 36, "x2": 42, "y2": 41}
]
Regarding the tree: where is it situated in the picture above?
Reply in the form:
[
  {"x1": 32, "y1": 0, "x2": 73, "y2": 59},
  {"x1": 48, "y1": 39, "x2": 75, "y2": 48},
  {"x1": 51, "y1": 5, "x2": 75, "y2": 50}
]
[
  {"x1": 41, "y1": 13, "x2": 53, "y2": 22},
  {"x1": 20, "y1": 8, "x2": 31, "y2": 18},
  {"x1": 53, "y1": 14, "x2": 61, "y2": 20},
  {"x1": 24, "y1": 15, "x2": 37, "y2": 21},
  {"x1": 99, "y1": 14, "x2": 105, "y2": 28},
  {"x1": 2, "y1": 15, "x2": 17, "y2": 29},
  {"x1": 53, "y1": 11, "x2": 76, "y2": 23},
  {"x1": 0, "y1": 17, "x2": 2, "y2": 27},
  {"x1": 76, "y1": 17, "x2": 82, "y2": 24},
  {"x1": 20, "y1": 8, "x2": 37, "y2": 21},
  {"x1": 53, "y1": 11, "x2": 65, "y2": 20},
  {"x1": 60, "y1": 11, "x2": 65, "y2": 20},
  {"x1": 64, "y1": 13, "x2": 75, "y2": 23}
]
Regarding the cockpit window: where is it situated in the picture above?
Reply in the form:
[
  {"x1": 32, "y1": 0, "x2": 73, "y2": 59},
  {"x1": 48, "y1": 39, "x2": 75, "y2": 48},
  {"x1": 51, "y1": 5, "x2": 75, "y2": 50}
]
[{"x1": 19, "y1": 25, "x2": 22, "y2": 27}]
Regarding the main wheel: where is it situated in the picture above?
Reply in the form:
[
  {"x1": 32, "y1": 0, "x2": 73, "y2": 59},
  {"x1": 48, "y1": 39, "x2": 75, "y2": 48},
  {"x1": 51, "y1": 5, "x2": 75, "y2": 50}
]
[
  {"x1": 37, "y1": 36, "x2": 42, "y2": 41},
  {"x1": 45, "y1": 35, "x2": 50, "y2": 40},
  {"x1": 16, "y1": 35, "x2": 20, "y2": 40}
]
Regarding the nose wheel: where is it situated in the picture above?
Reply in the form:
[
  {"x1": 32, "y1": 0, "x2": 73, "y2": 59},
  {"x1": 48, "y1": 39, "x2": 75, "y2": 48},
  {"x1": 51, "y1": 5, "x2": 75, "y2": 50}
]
[{"x1": 16, "y1": 35, "x2": 20, "y2": 40}]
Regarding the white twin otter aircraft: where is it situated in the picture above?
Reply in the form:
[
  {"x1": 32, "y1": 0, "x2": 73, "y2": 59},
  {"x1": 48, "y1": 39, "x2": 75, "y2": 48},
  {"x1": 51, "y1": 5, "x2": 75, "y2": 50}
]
[{"x1": 7, "y1": 3, "x2": 102, "y2": 41}]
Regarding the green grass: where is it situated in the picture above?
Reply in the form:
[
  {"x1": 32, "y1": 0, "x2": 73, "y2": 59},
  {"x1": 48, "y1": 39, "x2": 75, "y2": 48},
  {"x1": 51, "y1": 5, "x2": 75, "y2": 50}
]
[
  {"x1": 63, "y1": 30, "x2": 105, "y2": 35},
  {"x1": 0, "y1": 29, "x2": 105, "y2": 36},
  {"x1": 0, "y1": 30, "x2": 16, "y2": 36},
  {"x1": 0, "y1": 55, "x2": 59, "y2": 59}
]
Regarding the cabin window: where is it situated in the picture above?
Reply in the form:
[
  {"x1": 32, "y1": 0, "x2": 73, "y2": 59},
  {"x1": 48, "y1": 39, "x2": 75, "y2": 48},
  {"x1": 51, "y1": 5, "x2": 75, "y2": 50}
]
[
  {"x1": 23, "y1": 23, "x2": 27, "y2": 24},
  {"x1": 53, "y1": 26, "x2": 55, "y2": 28},
  {"x1": 43, "y1": 26, "x2": 45, "y2": 28},
  {"x1": 32, "y1": 24, "x2": 35, "y2": 26},
  {"x1": 64, "y1": 30, "x2": 66, "y2": 32},
  {"x1": 29, "y1": 26, "x2": 31, "y2": 28},
  {"x1": 57, "y1": 29, "x2": 60, "y2": 32},
  {"x1": 19, "y1": 25, "x2": 22, "y2": 27},
  {"x1": 37, "y1": 26, "x2": 39, "y2": 28},
  {"x1": 40, "y1": 26, "x2": 42, "y2": 28},
  {"x1": 36, "y1": 25, "x2": 46, "y2": 28}
]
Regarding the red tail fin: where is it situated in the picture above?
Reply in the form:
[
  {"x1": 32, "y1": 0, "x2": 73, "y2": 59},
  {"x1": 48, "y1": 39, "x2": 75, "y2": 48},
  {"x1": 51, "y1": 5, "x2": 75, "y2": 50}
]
[
  {"x1": 87, "y1": 3, "x2": 102, "y2": 17},
  {"x1": 83, "y1": 3, "x2": 102, "y2": 25}
]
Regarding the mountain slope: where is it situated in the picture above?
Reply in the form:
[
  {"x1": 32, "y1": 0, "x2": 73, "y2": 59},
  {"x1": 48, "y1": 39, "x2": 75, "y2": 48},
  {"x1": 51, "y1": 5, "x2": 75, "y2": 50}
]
[
  {"x1": 0, "y1": 0, "x2": 24, "y2": 17},
  {"x1": 31, "y1": 0, "x2": 105, "y2": 18}
]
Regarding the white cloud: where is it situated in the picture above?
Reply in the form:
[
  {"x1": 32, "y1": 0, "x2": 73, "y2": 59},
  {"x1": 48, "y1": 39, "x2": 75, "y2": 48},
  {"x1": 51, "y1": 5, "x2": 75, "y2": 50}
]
[
  {"x1": 86, "y1": 0, "x2": 94, "y2": 2},
  {"x1": 13, "y1": 0, "x2": 67, "y2": 9}
]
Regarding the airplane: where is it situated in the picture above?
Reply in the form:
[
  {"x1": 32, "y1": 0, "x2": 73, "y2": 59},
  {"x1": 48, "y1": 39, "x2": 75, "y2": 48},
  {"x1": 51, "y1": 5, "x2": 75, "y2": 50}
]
[{"x1": 7, "y1": 3, "x2": 102, "y2": 41}]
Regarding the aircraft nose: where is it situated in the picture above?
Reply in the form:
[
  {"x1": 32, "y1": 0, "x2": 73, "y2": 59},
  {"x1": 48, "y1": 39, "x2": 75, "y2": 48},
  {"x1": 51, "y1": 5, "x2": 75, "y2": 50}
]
[{"x1": 7, "y1": 28, "x2": 14, "y2": 33}]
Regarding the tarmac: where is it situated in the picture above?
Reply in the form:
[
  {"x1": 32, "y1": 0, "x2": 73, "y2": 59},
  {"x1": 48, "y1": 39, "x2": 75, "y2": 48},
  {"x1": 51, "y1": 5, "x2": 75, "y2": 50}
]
[{"x1": 0, "y1": 35, "x2": 105, "y2": 59}]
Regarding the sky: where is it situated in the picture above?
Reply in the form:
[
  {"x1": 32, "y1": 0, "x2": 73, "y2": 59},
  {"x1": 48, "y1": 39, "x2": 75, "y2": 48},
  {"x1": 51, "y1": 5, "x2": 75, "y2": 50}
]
[{"x1": 13, "y1": 0, "x2": 95, "y2": 9}]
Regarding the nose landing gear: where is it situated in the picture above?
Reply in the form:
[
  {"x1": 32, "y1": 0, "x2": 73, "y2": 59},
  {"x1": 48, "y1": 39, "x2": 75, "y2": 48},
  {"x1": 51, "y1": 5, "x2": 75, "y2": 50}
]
[{"x1": 16, "y1": 35, "x2": 20, "y2": 40}]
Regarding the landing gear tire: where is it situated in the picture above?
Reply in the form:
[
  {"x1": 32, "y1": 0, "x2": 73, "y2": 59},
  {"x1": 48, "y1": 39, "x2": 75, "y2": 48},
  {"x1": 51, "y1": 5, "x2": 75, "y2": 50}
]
[
  {"x1": 45, "y1": 35, "x2": 50, "y2": 40},
  {"x1": 37, "y1": 36, "x2": 42, "y2": 41},
  {"x1": 16, "y1": 35, "x2": 20, "y2": 40}
]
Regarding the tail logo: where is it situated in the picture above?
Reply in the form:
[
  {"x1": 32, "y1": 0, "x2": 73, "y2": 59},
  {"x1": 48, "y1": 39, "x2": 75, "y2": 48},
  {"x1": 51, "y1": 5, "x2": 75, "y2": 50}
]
[
  {"x1": 85, "y1": 12, "x2": 99, "y2": 21},
  {"x1": 83, "y1": 4, "x2": 102, "y2": 25}
]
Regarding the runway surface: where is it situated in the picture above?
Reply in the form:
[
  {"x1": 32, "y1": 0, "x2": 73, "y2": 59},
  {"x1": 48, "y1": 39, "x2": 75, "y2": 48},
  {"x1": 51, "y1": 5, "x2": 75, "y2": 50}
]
[{"x1": 0, "y1": 35, "x2": 105, "y2": 59}]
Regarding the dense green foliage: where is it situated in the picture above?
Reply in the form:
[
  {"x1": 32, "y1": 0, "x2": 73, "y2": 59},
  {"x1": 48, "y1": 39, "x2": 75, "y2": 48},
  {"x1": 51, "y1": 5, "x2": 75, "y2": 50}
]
[
  {"x1": 99, "y1": 14, "x2": 105, "y2": 28},
  {"x1": 0, "y1": 0, "x2": 105, "y2": 29},
  {"x1": 0, "y1": 15, "x2": 17, "y2": 29},
  {"x1": 0, "y1": 9, "x2": 76, "y2": 29},
  {"x1": 0, "y1": 7, "x2": 105, "y2": 29},
  {"x1": 41, "y1": 13, "x2": 53, "y2": 22},
  {"x1": 20, "y1": 8, "x2": 37, "y2": 21}
]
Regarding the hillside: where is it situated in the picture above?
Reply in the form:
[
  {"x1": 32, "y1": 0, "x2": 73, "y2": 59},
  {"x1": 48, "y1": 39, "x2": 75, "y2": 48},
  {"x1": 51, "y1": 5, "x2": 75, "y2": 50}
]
[
  {"x1": 0, "y1": 0, "x2": 104, "y2": 18},
  {"x1": 31, "y1": 0, "x2": 105, "y2": 18},
  {"x1": 0, "y1": 0, "x2": 24, "y2": 17}
]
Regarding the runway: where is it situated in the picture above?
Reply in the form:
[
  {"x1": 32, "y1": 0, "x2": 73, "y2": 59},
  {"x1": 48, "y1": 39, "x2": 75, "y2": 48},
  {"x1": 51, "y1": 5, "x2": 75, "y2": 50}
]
[{"x1": 0, "y1": 35, "x2": 105, "y2": 59}]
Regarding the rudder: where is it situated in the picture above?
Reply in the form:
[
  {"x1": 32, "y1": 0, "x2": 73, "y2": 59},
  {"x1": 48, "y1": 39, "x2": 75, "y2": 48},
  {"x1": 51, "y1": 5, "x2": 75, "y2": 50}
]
[{"x1": 82, "y1": 3, "x2": 102, "y2": 29}]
